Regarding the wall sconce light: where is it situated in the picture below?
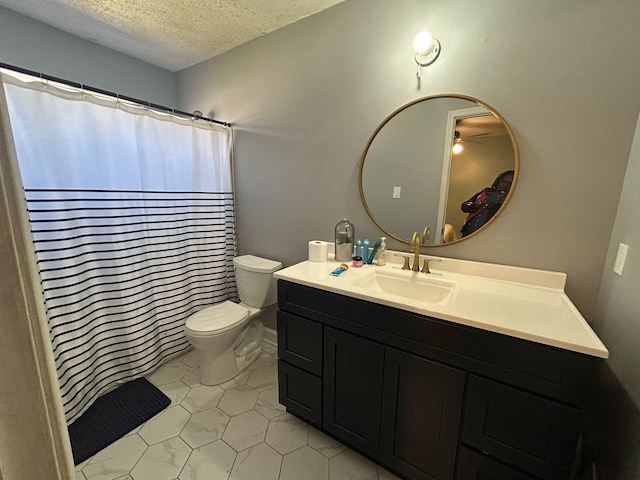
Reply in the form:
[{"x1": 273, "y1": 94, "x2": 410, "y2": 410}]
[
  {"x1": 414, "y1": 30, "x2": 440, "y2": 79},
  {"x1": 452, "y1": 130, "x2": 463, "y2": 154}
]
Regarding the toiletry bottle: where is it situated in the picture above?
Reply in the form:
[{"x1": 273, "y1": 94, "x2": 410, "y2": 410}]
[
  {"x1": 335, "y1": 218, "x2": 355, "y2": 262},
  {"x1": 363, "y1": 239, "x2": 370, "y2": 262},
  {"x1": 356, "y1": 239, "x2": 362, "y2": 258},
  {"x1": 367, "y1": 239, "x2": 381, "y2": 264},
  {"x1": 377, "y1": 237, "x2": 387, "y2": 266}
]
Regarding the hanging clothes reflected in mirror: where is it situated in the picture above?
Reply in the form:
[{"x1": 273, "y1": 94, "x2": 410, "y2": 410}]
[{"x1": 460, "y1": 170, "x2": 514, "y2": 237}]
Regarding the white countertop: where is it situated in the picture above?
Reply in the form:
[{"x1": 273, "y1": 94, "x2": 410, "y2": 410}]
[{"x1": 274, "y1": 251, "x2": 609, "y2": 359}]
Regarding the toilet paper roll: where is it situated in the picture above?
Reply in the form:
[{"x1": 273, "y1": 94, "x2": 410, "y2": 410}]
[{"x1": 308, "y1": 240, "x2": 329, "y2": 262}]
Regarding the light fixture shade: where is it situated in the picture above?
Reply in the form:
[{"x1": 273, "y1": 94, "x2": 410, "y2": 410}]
[
  {"x1": 414, "y1": 30, "x2": 440, "y2": 67},
  {"x1": 413, "y1": 31, "x2": 433, "y2": 54}
]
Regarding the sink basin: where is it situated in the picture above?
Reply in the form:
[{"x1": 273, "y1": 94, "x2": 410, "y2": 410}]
[{"x1": 353, "y1": 270, "x2": 457, "y2": 305}]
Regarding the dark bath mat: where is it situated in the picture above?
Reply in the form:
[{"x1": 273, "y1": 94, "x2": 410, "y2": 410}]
[{"x1": 68, "y1": 377, "x2": 170, "y2": 465}]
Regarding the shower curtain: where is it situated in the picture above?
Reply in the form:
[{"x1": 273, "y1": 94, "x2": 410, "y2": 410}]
[{"x1": 1, "y1": 72, "x2": 237, "y2": 424}]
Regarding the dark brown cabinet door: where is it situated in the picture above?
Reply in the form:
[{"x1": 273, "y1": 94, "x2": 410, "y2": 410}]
[
  {"x1": 323, "y1": 327, "x2": 384, "y2": 457},
  {"x1": 380, "y1": 347, "x2": 466, "y2": 480},
  {"x1": 463, "y1": 376, "x2": 581, "y2": 479}
]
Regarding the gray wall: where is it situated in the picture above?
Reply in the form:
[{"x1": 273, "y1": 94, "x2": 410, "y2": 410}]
[
  {"x1": 176, "y1": 0, "x2": 640, "y2": 323},
  {"x1": 596, "y1": 112, "x2": 640, "y2": 426},
  {"x1": 0, "y1": 6, "x2": 177, "y2": 106},
  {"x1": 586, "y1": 114, "x2": 640, "y2": 478}
]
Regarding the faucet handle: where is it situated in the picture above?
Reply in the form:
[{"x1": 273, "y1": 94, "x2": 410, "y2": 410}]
[
  {"x1": 394, "y1": 254, "x2": 411, "y2": 270},
  {"x1": 421, "y1": 257, "x2": 441, "y2": 274}
]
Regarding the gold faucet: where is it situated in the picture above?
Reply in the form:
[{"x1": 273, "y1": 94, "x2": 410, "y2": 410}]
[
  {"x1": 410, "y1": 231, "x2": 421, "y2": 272},
  {"x1": 421, "y1": 227, "x2": 431, "y2": 245}
]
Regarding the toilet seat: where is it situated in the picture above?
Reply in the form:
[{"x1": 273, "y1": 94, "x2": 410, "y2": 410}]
[{"x1": 185, "y1": 301, "x2": 250, "y2": 335}]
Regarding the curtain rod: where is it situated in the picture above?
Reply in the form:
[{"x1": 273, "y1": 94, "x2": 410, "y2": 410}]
[{"x1": 0, "y1": 61, "x2": 230, "y2": 127}]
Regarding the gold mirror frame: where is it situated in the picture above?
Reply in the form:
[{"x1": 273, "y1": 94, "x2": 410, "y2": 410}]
[{"x1": 358, "y1": 94, "x2": 519, "y2": 246}]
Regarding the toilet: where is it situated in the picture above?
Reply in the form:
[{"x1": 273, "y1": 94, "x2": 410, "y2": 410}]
[{"x1": 184, "y1": 255, "x2": 282, "y2": 385}]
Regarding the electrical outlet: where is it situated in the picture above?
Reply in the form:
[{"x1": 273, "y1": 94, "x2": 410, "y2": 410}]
[
  {"x1": 613, "y1": 243, "x2": 629, "y2": 276},
  {"x1": 392, "y1": 186, "x2": 401, "y2": 198}
]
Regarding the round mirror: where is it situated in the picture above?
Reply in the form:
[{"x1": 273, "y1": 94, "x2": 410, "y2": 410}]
[{"x1": 359, "y1": 94, "x2": 519, "y2": 246}]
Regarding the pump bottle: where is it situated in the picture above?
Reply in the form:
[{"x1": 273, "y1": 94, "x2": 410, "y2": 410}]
[{"x1": 377, "y1": 237, "x2": 387, "y2": 265}]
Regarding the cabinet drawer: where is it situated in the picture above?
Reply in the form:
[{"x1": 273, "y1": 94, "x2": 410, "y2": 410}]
[
  {"x1": 277, "y1": 311, "x2": 323, "y2": 376},
  {"x1": 462, "y1": 376, "x2": 581, "y2": 479},
  {"x1": 278, "y1": 360, "x2": 322, "y2": 426},
  {"x1": 456, "y1": 446, "x2": 536, "y2": 480}
]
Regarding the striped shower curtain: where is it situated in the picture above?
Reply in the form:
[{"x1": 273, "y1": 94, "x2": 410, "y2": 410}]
[{"x1": 2, "y1": 72, "x2": 236, "y2": 423}]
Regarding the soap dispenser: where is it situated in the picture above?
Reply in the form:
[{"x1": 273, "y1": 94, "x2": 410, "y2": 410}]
[
  {"x1": 377, "y1": 237, "x2": 387, "y2": 266},
  {"x1": 335, "y1": 218, "x2": 355, "y2": 262}
]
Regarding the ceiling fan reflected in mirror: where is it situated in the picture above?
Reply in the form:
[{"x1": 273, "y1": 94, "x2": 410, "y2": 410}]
[{"x1": 452, "y1": 114, "x2": 505, "y2": 154}]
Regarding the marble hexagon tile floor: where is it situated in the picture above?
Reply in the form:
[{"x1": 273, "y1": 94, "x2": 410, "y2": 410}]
[{"x1": 75, "y1": 342, "x2": 401, "y2": 480}]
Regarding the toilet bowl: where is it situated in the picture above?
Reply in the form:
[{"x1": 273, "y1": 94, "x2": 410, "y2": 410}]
[{"x1": 184, "y1": 255, "x2": 282, "y2": 385}]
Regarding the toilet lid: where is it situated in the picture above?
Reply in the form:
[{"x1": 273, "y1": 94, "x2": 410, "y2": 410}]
[{"x1": 186, "y1": 301, "x2": 249, "y2": 333}]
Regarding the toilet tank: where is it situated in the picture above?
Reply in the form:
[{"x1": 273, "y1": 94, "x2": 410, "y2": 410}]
[{"x1": 233, "y1": 255, "x2": 282, "y2": 308}]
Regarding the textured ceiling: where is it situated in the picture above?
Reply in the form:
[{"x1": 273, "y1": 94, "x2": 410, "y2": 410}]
[
  {"x1": 457, "y1": 115, "x2": 508, "y2": 140},
  {"x1": 0, "y1": 0, "x2": 344, "y2": 71}
]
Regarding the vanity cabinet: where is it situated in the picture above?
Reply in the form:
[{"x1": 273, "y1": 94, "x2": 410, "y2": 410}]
[{"x1": 276, "y1": 280, "x2": 598, "y2": 480}]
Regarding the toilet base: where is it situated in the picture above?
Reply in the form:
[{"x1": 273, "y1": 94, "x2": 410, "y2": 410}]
[{"x1": 198, "y1": 321, "x2": 264, "y2": 385}]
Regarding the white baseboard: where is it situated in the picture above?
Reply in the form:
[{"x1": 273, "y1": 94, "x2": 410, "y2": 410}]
[{"x1": 263, "y1": 326, "x2": 277, "y2": 346}]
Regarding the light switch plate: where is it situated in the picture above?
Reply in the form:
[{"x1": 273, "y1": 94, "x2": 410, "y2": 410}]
[
  {"x1": 613, "y1": 243, "x2": 629, "y2": 276},
  {"x1": 392, "y1": 186, "x2": 401, "y2": 198}
]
